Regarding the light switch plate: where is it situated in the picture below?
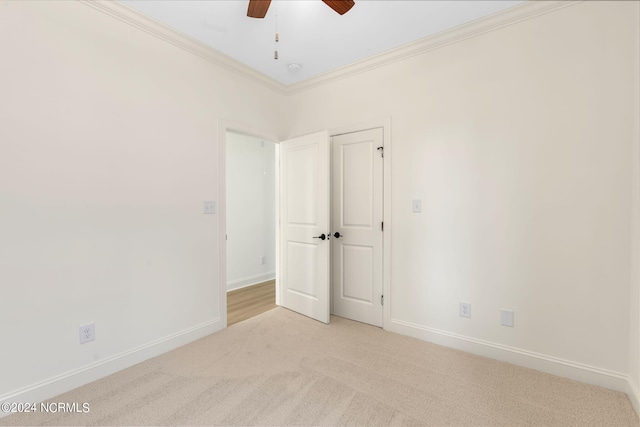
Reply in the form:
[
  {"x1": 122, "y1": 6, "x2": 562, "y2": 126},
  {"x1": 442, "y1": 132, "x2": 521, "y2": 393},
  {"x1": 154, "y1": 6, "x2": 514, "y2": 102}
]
[
  {"x1": 203, "y1": 201, "x2": 216, "y2": 214},
  {"x1": 412, "y1": 199, "x2": 422, "y2": 213}
]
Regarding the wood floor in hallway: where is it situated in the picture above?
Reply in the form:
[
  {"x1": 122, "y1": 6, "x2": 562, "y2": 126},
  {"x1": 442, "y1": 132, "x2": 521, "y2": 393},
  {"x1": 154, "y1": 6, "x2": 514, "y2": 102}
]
[{"x1": 227, "y1": 280, "x2": 277, "y2": 326}]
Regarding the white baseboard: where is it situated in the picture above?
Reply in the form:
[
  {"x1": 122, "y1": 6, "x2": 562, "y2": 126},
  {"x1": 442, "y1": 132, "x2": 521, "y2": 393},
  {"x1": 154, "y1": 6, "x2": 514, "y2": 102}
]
[
  {"x1": 227, "y1": 271, "x2": 275, "y2": 292},
  {"x1": 388, "y1": 318, "x2": 630, "y2": 394},
  {"x1": 0, "y1": 317, "x2": 224, "y2": 418}
]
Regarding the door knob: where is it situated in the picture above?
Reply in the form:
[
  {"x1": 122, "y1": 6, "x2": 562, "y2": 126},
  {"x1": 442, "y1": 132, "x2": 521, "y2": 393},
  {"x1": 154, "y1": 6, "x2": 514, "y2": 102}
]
[
  {"x1": 333, "y1": 232, "x2": 342, "y2": 238},
  {"x1": 313, "y1": 233, "x2": 326, "y2": 241}
]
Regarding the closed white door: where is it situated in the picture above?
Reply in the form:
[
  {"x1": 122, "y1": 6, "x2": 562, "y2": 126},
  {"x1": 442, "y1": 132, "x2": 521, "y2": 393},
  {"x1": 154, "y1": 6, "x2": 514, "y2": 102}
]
[
  {"x1": 279, "y1": 131, "x2": 331, "y2": 324},
  {"x1": 331, "y1": 128, "x2": 384, "y2": 327}
]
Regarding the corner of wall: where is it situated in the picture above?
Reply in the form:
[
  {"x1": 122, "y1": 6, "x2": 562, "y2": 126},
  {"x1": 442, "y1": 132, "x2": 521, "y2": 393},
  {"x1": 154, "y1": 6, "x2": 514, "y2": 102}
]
[
  {"x1": 631, "y1": 0, "x2": 640, "y2": 419},
  {"x1": 627, "y1": 375, "x2": 640, "y2": 418}
]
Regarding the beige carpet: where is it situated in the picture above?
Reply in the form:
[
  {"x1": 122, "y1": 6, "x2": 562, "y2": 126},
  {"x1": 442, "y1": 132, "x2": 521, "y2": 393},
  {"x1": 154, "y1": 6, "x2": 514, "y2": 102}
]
[{"x1": 3, "y1": 307, "x2": 638, "y2": 426}]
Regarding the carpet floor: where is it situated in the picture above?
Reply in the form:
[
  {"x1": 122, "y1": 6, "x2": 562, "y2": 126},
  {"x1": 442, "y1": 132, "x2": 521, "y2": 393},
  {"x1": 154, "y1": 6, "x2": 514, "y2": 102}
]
[{"x1": 3, "y1": 307, "x2": 638, "y2": 426}]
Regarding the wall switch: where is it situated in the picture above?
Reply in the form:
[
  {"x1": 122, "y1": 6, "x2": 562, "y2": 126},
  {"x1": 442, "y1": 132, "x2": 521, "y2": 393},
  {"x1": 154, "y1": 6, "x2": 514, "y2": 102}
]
[
  {"x1": 203, "y1": 201, "x2": 216, "y2": 214},
  {"x1": 79, "y1": 323, "x2": 95, "y2": 344},
  {"x1": 260, "y1": 256, "x2": 265, "y2": 265},
  {"x1": 459, "y1": 302, "x2": 471, "y2": 318},
  {"x1": 501, "y1": 309, "x2": 514, "y2": 327},
  {"x1": 412, "y1": 199, "x2": 422, "y2": 213}
]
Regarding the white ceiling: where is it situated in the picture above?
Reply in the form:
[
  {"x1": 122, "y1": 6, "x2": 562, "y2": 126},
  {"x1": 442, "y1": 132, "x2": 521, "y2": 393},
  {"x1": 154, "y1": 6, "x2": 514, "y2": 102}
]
[{"x1": 120, "y1": 0, "x2": 525, "y2": 86}]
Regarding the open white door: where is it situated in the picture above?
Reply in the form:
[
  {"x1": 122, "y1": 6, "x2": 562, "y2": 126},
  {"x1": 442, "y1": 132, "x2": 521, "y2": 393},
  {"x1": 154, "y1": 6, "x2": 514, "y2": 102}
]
[{"x1": 279, "y1": 131, "x2": 331, "y2": 323}]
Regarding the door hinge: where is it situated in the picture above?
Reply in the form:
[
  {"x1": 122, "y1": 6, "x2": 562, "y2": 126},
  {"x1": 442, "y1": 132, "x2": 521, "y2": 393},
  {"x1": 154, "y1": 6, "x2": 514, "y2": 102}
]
[
  {"x1": 381, "y1": 294, "x2": 384, "y2": 306},
  {"x1": 381, "y1": 221, "x2": 384, "y2": 231},
  {"x1": 377, "y1": 146, "x2": 384, "y2": 157}
]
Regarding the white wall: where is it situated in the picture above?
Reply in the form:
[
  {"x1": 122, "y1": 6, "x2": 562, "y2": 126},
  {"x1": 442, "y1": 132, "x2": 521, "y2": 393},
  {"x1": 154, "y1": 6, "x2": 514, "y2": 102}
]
[
  {"x1": 0, "y1": 0, "x2": 284, "y2": 402},
  {"x1": 287, "y1": 1, "x2": 639, "y2": 390},
  {"x1": 226, "y1": 133, "x2": 276, "y2": 291}
]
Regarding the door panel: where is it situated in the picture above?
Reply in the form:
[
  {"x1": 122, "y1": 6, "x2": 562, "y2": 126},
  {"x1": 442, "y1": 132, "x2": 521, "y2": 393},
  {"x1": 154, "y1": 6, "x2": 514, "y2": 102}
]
[
  {"x1": 280, "y1": 131, "x2": 330, "y2": 323},
  {"x1": 332, "y1": 128, "x2": 383, "y2": 327},
  {"x1": 286, "y1": 242, "x2": 318, "y2": 298},
  {"x1": 286, "y1": 145, "x2": 319, "y2": 225},
  {"x1": 342, "y1": 142, "x2": 373, "y2": 227},
  {"x1": 341, "y1": 244, "x2": 374, "y2": 302}
]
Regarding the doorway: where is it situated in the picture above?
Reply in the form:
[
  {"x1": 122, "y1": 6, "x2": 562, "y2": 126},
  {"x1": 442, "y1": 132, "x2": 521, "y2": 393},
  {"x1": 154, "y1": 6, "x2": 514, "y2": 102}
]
[
  {"x1": 278, "y1": 127, "x2": 386, "y2": 327},
  {"x1": 219, "y1": 121, "x2": 391, "y2": 330},
  {"x1": 225, "y1": 131, "x2": 277, "y2": 325}
]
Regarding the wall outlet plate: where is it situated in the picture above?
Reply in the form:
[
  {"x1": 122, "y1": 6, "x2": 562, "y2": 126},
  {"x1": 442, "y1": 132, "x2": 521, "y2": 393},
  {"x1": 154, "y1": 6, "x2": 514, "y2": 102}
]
[
  {"x1": 203, "y1": 200, "x2": 216, "y2": 214},
  {"x1": 459, "y1": 302, "x2": 471, "y2": 318},
  {"x1": 79, "y1": 323, "x2": 95, "y2": 344},
  {"x1": 501, "y1": 309, "x2": 514, "y2": 327},
  {"x1": 412, "y1": 199, "x2": 422, "y2": 213}
]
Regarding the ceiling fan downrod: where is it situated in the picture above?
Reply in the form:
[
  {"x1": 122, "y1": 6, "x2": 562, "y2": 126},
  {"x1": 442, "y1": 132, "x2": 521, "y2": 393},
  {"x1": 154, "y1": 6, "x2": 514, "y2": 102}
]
[{"x1": 274, "y1": 12, "x2": 278, "y2": 60}]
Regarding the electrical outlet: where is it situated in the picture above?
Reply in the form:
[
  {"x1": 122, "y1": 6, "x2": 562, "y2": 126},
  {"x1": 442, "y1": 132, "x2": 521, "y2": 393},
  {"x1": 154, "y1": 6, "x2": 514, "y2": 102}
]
[
  {"x1": 79, "y1": 323, "x2": 95, "y2": 344},
  {"x1": 259, "y1": 256, "x2": 265, "y2": 265},
  {"x1": 203, "y1": 201, "x2": 216, "y2": 214},
  {"x1": 412, "y1": 199, "x2": 422, "y2": 213},
  {"x1": 501, "y1": 309, "x2": 514, "y2": 327},
  {"x1": 459, "y1": 302, "x2": 471, "y2": 318}
]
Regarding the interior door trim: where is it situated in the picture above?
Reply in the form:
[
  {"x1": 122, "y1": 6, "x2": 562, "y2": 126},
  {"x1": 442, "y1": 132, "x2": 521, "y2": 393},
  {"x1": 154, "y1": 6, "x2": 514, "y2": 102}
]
[{"x1": 218, "y1": 119, "x2": 281, "y2": 329}]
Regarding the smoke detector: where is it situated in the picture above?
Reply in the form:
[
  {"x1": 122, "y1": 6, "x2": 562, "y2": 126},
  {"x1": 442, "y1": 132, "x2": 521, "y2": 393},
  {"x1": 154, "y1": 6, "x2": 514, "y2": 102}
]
[{"x1": 287, "y1": 63, "x2": 302, "y2": 73}]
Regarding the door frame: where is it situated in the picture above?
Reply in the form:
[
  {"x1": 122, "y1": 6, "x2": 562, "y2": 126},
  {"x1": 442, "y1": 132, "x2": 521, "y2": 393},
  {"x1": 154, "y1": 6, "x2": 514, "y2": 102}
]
[
  {"x1": 218, "y1": 119, "x2": 281, "y2": 328},
  {"x1": 218, "y1": 117, "x2": 392, "y2": 330},
  {"x1": 330, "y1": 118, "x2": 392, "y2": 329}
]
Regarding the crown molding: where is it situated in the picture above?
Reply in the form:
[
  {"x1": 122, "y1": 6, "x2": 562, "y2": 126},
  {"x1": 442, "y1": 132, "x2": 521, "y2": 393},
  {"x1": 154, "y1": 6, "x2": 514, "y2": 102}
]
[
  {"x1": 286, "y1": 0, "x2": 583, "y2": 94},
  {"x1": 81, "y1": 0, "x2": 581, "y2": 97},
  {"x1": 80, "y1": 0, "x2": 288, "y2": 95}
]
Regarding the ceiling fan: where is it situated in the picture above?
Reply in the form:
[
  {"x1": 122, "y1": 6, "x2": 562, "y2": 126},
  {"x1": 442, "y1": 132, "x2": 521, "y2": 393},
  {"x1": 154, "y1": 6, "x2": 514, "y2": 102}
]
[{"x1": 247, "y1": 0, "x2": 355, "y2": 19}]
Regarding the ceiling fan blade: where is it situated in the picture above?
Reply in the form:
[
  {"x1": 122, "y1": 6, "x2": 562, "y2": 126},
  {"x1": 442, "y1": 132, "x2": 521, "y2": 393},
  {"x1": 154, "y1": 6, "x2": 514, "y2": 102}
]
[
  {"x1": 247, "y1": 0, "x2": 271, "y2": 18},
  {"x1": 322, "y1": 0, "x2": 355, "y2": 15}
]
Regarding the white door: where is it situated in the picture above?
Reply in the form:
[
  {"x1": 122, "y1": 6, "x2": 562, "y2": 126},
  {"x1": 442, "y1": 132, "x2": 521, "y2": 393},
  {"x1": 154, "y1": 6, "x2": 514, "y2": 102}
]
[
  {"x1": 331, "y1": 128, "x2": 384, "y2": 327},
  {"x1": 279, "y1": 131, "x2": 331, "y2": 323}
]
